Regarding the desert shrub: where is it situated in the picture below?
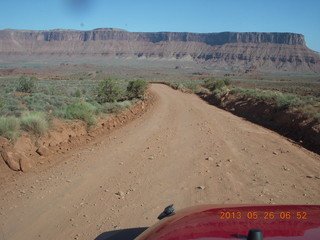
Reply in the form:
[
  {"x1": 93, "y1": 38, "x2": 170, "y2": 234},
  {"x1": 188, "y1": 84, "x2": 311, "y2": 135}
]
[
  {"x1": 203, "y1": 78, "x2": 228, "y2": 91},
  {"x1": 8, "y1": 106, "x2": 25, "y2": 117},
  {"x1": 223, "y1": 78, "x2": 232, "y2": 86},
  {"x1": 0, "y1": 117, "x2": 20, "y2": 139},
  {"x1": 72, "y1": 89, "x2": 81, "y2": 98},
  {"x1": 245, "y1": 89, "x2": 276, "y2": 101},
  {"x1": 165, "y1": 80, "x2": 205, "y2": 93},
  {"x1": 27, "y1": 103, "x2": 47, "y2": 112},
  {"x1": 177, "y1": 83, "x2": 185, "y2": 90},
  {"x1": 0, "y1": 95, "x2": 25, "y2": 117},
  {"x1": 106, "y1": 103, "x2": 123, "y2": 114},
  {"x1": 213, "y1": 88, "x2": 228, "y2": 99},
  {"x1": 20, "y1": 93, "x2": 78, "y2": 114},
  {"x1": 17, "y1": 76, "x2": 38, "y2": 93},
  {"x1": 231, "y1": 88, "x2": 275, "y2": 101},
  {"x1": 65, "y1": 102, "x2": 97, "y2": 126},
  {"x1": 171, "y1": 82, "x2": 197, "y2": 92},
  {"x1": 44, "y1": 86, "x2": 61, "y2": 96},
  {"x1": 300, "y1": 104, "x2": 319, "y2": 120},
  {"x1": 185, "y1": 83, "x2": 201, "y2": 93},
  {"x1": 196, "y1": 87, "x2": 211, "y2": 94},
  {"x1": 0, "y1": 96, "x2": 4, "y2": 109},
  {"x1": 4, "y1": 95, "x2": 20, "y2": 106},
  {"x1": 96, "y1": 78, "x2": 122, "y2": 103},
  {"x1": 0, "y1": 83, "x2": 5, "y2": 93},
  {"x1": 276, "y1": 94, "x2": 303, "y2": 110},
  {"x1": 169, "y1": 83, "x2": 184, "y2": 90},
  {"x1": 4, "y1": 87, "x2": 13, "y2": 93},
  {"x1": 119, "y1": 100, "x2": 133, "y2": 108},
  {"x1": 230, "y1": 87, "x2": 305, "y2": 110},
  {"x1": 20, "y1": 112, "x2": 49, "y2": 136},
  {"x1": 127, "y1": 79, "x2": 148, "y2": 99},
  {"x1": 24, "y1": 94, "x2": 54, "y2": 112},
  {"x1": 230, "y1": 87, "x2": 245, "y2": 95},
  {"x1": 22, "y1": 95, "x2": 35, "y2": 105},
  {"x1": 53, "y1": 109, "x2": 66, "y2": 119},
  {"x1": 101, "y1": 101, "x2": 133, "y2": 114}
]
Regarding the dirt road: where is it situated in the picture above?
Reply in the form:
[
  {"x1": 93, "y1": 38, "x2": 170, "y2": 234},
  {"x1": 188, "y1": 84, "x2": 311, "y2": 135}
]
[{"x1": 0, "y1": 84, "x2": 319, "y2": 240}]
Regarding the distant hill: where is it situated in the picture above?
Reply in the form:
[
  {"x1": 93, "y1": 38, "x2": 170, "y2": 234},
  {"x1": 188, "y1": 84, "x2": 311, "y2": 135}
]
[{"x1": 0, "y1": 29, "x2": 319, "y2": 73}]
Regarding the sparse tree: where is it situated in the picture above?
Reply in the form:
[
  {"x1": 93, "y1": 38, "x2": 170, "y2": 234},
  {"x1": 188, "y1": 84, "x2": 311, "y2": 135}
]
[
  {"x1": 17, "y1": 76, "x2": 38, "y2": 93},
  {"x1": 96, "y1": 78, "x2": 122, "y2": 103},
  {"x1": 127, "y1": 79, "x2": 148, "y2": 99}
]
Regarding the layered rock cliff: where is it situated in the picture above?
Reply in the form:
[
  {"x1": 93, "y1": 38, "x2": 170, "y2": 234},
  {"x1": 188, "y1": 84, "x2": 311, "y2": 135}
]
[{"x1": 0, "y1": 29, "x2": 319, "y2": 73}]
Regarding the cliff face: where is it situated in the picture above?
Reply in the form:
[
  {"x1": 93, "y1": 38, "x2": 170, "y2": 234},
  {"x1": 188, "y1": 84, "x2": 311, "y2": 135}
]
[
  {"x1": 0, "y1": 29, "x2": 305, "y2": 45},
  {"x1": 0, "y1": 29, "x2": 319, "y2": 73}
]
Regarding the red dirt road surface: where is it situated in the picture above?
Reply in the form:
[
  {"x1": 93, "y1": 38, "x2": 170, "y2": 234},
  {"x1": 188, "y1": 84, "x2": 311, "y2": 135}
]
[{"x1": 0, "y1": 84, "x2": 319, "y2": 240}]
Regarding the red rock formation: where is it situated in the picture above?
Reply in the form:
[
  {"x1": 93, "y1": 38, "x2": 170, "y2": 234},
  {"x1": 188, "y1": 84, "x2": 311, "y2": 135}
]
[{"x1": 0, "y1": 29, "x2": 319, "y2": 73}]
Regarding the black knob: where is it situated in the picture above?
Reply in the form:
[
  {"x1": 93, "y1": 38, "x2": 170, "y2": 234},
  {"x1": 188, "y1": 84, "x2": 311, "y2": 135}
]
[
  {"x1": 157, "y1": 204, "x2": 175, "y2": 220},
  {"x1": 248, "y1": 229, "x2": 263, "y2": 240}
]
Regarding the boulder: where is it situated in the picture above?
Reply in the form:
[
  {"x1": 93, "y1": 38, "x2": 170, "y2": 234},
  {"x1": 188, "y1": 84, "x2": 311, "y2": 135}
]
[
  {"x1": 14, "y1": 136, "x2": 36, "y2": 154},
  {"x1": 36, "y1": 146, "x2": 52, "y2": 156},
  {"x1": 0, "y1": 137, "x2": 9, "y2": 147},
  {"x1": 19, "y1": 155, "x2": 33, "y2": 172},
  {"x1": 1, "y1": 149, "x2": 20, "y2": 171}
]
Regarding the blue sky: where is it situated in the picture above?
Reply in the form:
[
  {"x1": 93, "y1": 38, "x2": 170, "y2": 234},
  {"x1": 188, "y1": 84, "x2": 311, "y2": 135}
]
[{"x1": 1, "y1": 0, "x2": 319, "y2": 52}]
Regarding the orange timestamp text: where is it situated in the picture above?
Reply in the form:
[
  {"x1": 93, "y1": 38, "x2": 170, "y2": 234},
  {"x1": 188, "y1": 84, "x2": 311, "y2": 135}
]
[{"x1": 219, "y1": 211, "x2": 307, "y2": 220}]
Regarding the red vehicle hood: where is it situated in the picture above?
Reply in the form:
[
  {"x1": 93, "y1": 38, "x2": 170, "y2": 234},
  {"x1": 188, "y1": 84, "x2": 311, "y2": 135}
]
[{"x1": 136, "y1": 204, "x2": 320, "y2": 240}]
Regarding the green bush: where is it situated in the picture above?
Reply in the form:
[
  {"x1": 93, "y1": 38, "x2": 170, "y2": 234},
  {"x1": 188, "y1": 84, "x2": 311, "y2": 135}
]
[
  {"x1": 96, "y1": 78, "x2": 122, "y2": 103},
  {"x1": 230, "y1": 87, "x2": 305, "y2": 110},
  {"x1": 230, "y1": 87, "x2": 245, "y2": 95},
  {"x1": 0, "y1": 117, "x2": 20, "y2": 139},
  {"x1": 20, "y1": 112, "x2": 49, "y2": 136},
  {"x1": 65, "y1": 102, "x2": 97, "y2": 126},
  {"x1": 213, "y1": 88, "x2": 228, "y2": 99},
  {"x1": 127, "y1": 79, "x2": 148, "y2": 99},
  {"x1": 101, "y1": 101, "x2": 133, "y2": 114},
  {"x1": 231, "y1": 88, "x2": 277, "y2": 101},
  {"x1": 0, "y1": 94, "x2": 26, "y2": 117},
  {"x1": 203, "y1": 78, "x2": 229, "y2": 91},
  {"x1": 45, "y1": 86, "x2": 61, "y2": 96},
  {"x1": 169, "y1": 82, "x2": 184, "y2": 90},
  {"x1": 17, "y1": 76, "x2": 38, "y2": 93},
  {"x1": 223, "y1": 78, "x2": 232, "y2": 86},
  {"x1": 0, "y1": 96, "x2": 4, "y2": 109},
  {"x1": 53, "y1": 109, "x2": 66, "y2": 119},
  {"x1": 177, "y1": 83, "x2": 185, "y2": 90},
  {"x1": 276, "y1": 94, "x2": 303, "y2": 110},
  {"x1": 72, "y1": 89, "x2": 81, "y2": 98}
]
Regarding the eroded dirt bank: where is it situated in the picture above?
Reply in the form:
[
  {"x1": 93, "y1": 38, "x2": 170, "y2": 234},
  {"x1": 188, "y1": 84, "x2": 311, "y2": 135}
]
[
  {"x1": 199, "y1": 92, "x2": 320, "y2": 154},
  {"x1": 0, "y1": 93, "x2": 155, "y2": 180},
  {"x1": 0, "y1": 84, "x2": 319, "y2": 240}
]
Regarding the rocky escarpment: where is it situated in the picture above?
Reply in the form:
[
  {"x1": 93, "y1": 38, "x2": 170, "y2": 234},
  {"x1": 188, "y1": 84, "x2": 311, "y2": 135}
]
[
  {"x1": 0, "y1": 29, "x2": 319, "y2": 73},
  {"x1": 0, "y1": 29, "x2": 306, "y2": 45}
]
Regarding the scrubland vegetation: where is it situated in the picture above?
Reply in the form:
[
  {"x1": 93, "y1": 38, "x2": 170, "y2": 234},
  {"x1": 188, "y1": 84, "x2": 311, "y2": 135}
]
[
  {"x1": 165, "y1": 77, "x2": 320, "y2": 122},
  {"x1": 0, "y1": 76, "x2": 148, "y2": 139}
]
